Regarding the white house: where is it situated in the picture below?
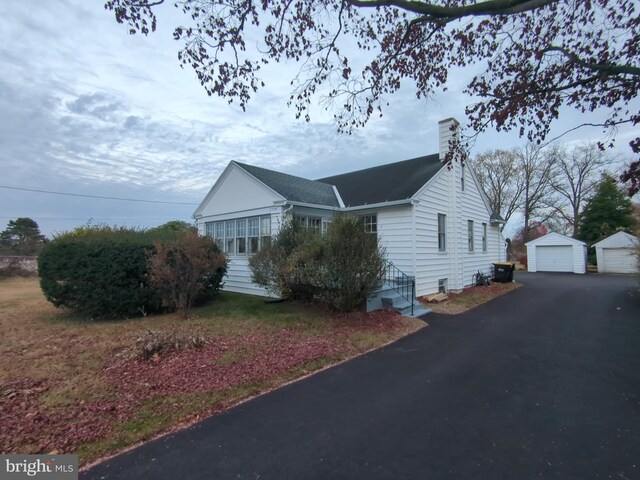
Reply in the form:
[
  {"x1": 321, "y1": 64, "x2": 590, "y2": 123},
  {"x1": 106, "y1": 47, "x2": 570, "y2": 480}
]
[
  {"x1": 525, "y1": 232, "x2": 587, "y2": 274},
  {"x1": 593, "y1": 231, "x2": 639, "y2": 274},
  {"x1": 193, "y1": 118, "x2": 506, "y2": 299}
]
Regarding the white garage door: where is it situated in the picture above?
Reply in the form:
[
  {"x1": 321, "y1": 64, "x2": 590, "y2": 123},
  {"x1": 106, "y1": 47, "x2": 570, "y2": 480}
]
[
  {"x1": 536, "y1": 245, "x2": 574, "y2": 272},
  {"x1": 602, "y1": 248, "x2": 638, "y2": 273}
]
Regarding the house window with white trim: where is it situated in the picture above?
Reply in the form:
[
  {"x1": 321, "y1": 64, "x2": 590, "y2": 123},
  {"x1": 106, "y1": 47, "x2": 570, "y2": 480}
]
[
  {"x1": 482, "y1": 223, "x2": 487, "y2": 252},
  {"x1": 209, "y1": 215, "x2": 272, "y2": 255},
  {"x1": 248, "y1": 217, "x2": 259, "y2": 254},
  {"x1": 309, "y1": 217, "x2": 322, "y2": 231},
  {"x1": 214, "y1": 222, "x2": 224, "y2": 251},
  {"x1": 321, "y1": 219, "x2": 330, "y2": 235},
  {"x1": 361, "y1": 214, "x2": 377, "y2": 233},
  {"x1": 438, "y1": 278, "x2": 448, "y2": 293},
  {"x1": 461, "y1": 163, "x2": 465, "y2": 192},
  {"x1": 260, "y1": 216, "x2": 271, "y2": 248},
  {"x1": 236, "y1": 219, "x2": 247, "y2": 254},
  {"x1": 225, "y1": 220, "x2": 235, "y2": 254},
  {"x1": 438, "y1": 214, "x2": 446, "y2": 252},
  {"x1": 468, "y1": 220, "x2": 474, "y2": 252}
]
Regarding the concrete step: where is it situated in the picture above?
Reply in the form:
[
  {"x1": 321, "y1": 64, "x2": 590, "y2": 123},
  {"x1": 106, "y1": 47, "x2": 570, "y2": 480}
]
[
  {"x1": 381, "y1": 294, "x2": 412, "y2": 310},
  {"x1": 401, "y1": 304, "x2": 432, "y2": 318}
]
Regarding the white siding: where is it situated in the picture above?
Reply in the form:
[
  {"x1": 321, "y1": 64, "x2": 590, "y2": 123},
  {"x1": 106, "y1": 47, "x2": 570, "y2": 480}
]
[
  {"x1": 377, "y1": 206, "x2": 414, "y2": 275},
  {"x1": 223, "y1": 256, "x2": 268, "y2": 296},
  {"x1": 199, "y1": 165, "x2": 283, "y2": 218},
  {"x1": 413, "y1": 165, "x2": 454, "y2": 296},
  {"x1": 459, "y1": 160, "x2": 504, "y2": 288},
  {"x1": 412, "y1": 158, "x2": 503, "y2": 296}
]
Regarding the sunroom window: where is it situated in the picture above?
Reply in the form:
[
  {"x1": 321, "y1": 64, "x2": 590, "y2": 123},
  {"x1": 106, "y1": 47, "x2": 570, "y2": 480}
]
[
  {"x1": 206, "y1": 216, "x2": 272, "y2": 255},
  {"x1": 248, "y1": 218, "x2": 259, "y2": 254}
]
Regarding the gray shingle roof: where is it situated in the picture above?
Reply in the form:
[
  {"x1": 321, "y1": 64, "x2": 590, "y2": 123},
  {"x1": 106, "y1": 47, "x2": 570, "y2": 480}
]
[
  {"x1": 317, "y1": 154, "x2": 444, "y2": 207},
  {"x1": 234, "y1": 161, "x2": 341, "y2": 207}
]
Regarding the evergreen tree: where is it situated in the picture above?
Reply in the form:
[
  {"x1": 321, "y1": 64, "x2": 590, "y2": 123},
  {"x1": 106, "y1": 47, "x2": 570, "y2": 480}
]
[
  {"x1": 0, "y1": 218, "x2": 47, "y2": 255},
  {"x1": 578, "y1": 174, "x2": 635, "y2": 249}
]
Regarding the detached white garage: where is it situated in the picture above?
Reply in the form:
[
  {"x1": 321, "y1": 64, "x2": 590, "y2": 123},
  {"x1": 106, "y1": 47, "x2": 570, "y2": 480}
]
[
  {"x1": 526, "y1": 233, "x2": 587, "y2": 274},
  {"x1": 593, "y1": 231, "x2": 639, "y2": 274}
]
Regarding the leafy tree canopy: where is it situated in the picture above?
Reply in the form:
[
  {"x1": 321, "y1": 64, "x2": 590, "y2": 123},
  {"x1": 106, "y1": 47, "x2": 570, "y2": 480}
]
[
  {"x1": 578, "y1": 173, "x2": 636, "y2": 247},
  {"x1": 147, "y1": 220, "x2": 197, "y2": 235},
  {"x1": 0, "y1": 218, "x2": 47, "y2": 255},
  {"x1": 106, "y1": 0, "x2": 640, "y2": 192}
]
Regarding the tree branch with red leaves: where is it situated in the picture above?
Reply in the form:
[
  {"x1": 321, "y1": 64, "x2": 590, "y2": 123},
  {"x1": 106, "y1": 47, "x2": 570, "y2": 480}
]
[{"x1": 105, "y1": 0, "x2": 640, "y2": 194}]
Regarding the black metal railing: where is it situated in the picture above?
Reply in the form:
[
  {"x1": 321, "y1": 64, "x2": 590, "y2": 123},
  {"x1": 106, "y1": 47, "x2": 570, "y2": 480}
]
[{"x1": 382, "y1": 261, "x2": 416, "y2": 316}]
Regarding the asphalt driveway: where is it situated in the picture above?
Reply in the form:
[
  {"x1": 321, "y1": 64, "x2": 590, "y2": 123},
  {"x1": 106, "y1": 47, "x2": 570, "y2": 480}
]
[{"x1": 82, "y1": 272, "x2": 640, "y2": 480}]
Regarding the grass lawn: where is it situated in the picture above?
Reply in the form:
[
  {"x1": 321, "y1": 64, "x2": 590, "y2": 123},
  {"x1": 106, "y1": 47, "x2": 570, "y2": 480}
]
[
  {"x1": 0, "y1": 278, "x2": 424, "y2": 465},
  {"x1": 420, "y1": 282, "x2": 522, "y2": 314}
]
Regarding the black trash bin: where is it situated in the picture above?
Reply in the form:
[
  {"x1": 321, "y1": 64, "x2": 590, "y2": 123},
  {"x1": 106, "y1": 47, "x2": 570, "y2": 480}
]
[{"x1": 493, "y1": 262, "x2": 515, "y2": 283}]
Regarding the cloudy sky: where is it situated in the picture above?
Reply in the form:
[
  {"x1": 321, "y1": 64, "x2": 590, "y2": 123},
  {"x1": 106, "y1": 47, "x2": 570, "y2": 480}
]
[{"x1": 0, "y1": 1, "x2": 636, "y2": 237}]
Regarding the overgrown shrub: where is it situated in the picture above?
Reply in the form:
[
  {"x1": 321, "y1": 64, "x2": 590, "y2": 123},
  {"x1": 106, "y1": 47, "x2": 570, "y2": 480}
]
[
  {"x1": 134, "y1": 329, "x2": 207, "y2": 361},
  {"x1": 319, "y1": 215, "x2": 386, "y2": 311},
  {"x1": 146, "y1": 233, "x2": 227, "y2": 317},
  {"x1": 249, "y1": 221, "x2": 323, "y2": 300},
  {"x1": 249, "y1": 215, "x2": 385, "y2": 311},
  {"x1": 38, "y1": 225, "x2": 227, "y2": 318}
]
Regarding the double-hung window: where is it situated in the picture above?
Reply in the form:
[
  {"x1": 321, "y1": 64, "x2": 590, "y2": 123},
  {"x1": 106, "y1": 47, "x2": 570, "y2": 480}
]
[
  {"x1": 482, "y1": 223, "x2": 487, "y2": 252},
  {"x1": 437, "y1": 214, "x2": 446, "y2": 252},
  {"x1": 309, "y1": 217, "x2": 322, "y2": 231},
  {"x1": 468, "y1": 220, "x2": 474, "y2": 252},
  {"x1": 260, "y1": 217, "x2": 271, "y2": 248},
  {"x1": 236, "y1": 219, "x2": 247, "y2": 254},
  {"x1": 214, "y1": 222, "x2": 224, "y2": 251},
  {"x1": 225, "y1": 220, "x2": 235, "y2": 254},
  {"x1": 248, "y1": 218, "x2": 259, "y2": 254}
]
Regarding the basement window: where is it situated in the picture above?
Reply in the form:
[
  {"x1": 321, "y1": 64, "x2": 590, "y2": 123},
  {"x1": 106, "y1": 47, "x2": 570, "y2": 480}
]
[{"x1": 438, "y1": 278, "x2": 448, "y2": 293}]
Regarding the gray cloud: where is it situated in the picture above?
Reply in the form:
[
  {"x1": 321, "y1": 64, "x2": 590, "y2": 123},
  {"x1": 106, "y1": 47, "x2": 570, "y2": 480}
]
[
  {"x1": 67, "y1": 93, "x2": 124, "y2": 121},
  {"x1": 1, "y1": 0, "x2": 636, "y2": 237}
]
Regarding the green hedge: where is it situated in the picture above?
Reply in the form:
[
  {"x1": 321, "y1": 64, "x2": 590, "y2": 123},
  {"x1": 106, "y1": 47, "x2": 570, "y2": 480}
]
[{"x1": 38, "y1": 226, "x2": 225, "y2": 318}]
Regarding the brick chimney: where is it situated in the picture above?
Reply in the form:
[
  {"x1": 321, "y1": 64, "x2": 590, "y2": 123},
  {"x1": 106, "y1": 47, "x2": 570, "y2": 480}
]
[{"x1": 438, "y1": 118, "x2": 460, "y2": 162}]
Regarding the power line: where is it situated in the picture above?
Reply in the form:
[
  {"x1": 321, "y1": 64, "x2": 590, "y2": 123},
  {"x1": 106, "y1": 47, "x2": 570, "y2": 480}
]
[
  {"x1": 0, "y1": 185, "x2": 199, "y2": 205},
  {"x1": 0, "y1": 216, "x2": 190, "y2": 221}
]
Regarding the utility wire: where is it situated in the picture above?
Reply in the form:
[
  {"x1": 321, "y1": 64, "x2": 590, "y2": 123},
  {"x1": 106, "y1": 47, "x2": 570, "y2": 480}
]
[
  {"x1": 0, "y1": 185, "x2": 199, "y2": 205},
  {"x1": 0, "y1": 216, "x2": 189, "y2": 221}
]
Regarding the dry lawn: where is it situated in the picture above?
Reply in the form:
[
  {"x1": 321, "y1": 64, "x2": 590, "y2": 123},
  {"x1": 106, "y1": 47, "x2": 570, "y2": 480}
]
[
  {"x1": 0, "y1": 278, "x2": 424, "y2": 465},
  {"x1": 421, "y1": 282, "x2": 522, "y2": 314}
]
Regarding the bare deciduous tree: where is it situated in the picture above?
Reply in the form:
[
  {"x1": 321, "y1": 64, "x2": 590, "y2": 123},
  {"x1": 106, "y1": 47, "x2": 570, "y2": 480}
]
[
  {"x1": 519, "y1": 143, "x2": 555, "y2": 243},
  {"x1": 546, "y1": 143, "x2": 609, "y2": 237},
  {"x1": 473, "y1": 149, "x2": 525, "y2": 230}
]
